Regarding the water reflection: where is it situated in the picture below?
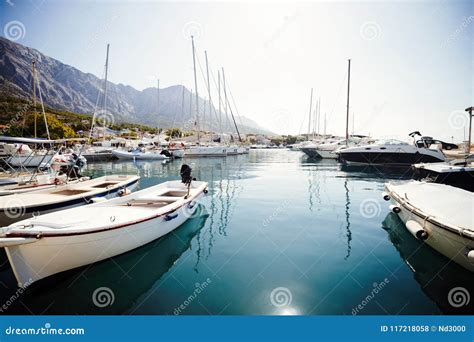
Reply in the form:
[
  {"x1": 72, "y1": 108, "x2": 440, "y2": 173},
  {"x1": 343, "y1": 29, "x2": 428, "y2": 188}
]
[
  {"x1": 0, "y1": 208, "x2": 209, "y2": 314},
  {"x1": 382, "y1": 213, "x2": 474, "y2": 314},
  {"x1": 340, "y1": 164, "x2": 414, "y2": 181},
  {"x1": 343, "y1": 180, "x2": 352, "y2": 260}
]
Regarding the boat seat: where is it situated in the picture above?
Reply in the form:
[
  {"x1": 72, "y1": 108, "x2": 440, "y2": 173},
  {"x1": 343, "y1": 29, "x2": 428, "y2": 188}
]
[
  {"x1": 134, "y1": 196, "x2": 182, "y2": 202},
  {"x1": 118, "y1": 198, "x2": 176, "y2": 208}
]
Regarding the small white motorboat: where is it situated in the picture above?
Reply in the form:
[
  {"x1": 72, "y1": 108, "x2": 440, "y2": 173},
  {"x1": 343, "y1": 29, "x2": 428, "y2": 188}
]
[
  {"x1": 0, "y1": 171, "x2": 207, "y2": 286},
  {"x1": 383, "y1": 181, "x2": 474, "y2": 272},
  {"x1": 0, "y1": 173, "x2": 84, "y2": 196},
  {"x1": 0, "y1": 174, "x2": 140, "y2": 224},
  {"x1": 412, "y1": 154, "x2": 474, "y2": 192},
  {"x1": 112, "y1": 149, "x2": 169, "y2": 160}
]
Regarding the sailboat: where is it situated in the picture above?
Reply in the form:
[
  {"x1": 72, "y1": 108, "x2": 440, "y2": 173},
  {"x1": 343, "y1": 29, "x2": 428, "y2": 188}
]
[
  {"x1": 184, "y1": 37, "x2": 227, "y2": 157},
  {"x1": 301, "y1": 60, "x2": 363, "y2": 159}
]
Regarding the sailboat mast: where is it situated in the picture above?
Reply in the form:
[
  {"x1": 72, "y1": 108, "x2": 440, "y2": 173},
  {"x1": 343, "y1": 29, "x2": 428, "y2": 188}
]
[
  {"x1": 103, "y1": 44, "x2": 110, "y2": 141},
  {"x1": 218, "y1": 70, "x2": 222, "y2": 136},
  {"x1": 32, "y1": 61, "x2": 37, "y2": 138},
  {"x1": 345, "y1": 59, "x2": 351, "y2": 141},
  {"x1": 191, "y1": 36, "x2": 200, "y2": 142},
  {"x1": 307, "y1": 88, "x2": 313, "y2": 141},
  {"x1": 318, "y1": 98, "x2": 321, "y2": 137},
  {"x1": 205, "y1": 51, "x2": 213, "y2": 133},
  {"x1": 222, "y1": 67, "x2": 228, "y2": 133},
  {"x1": 222, "y1": 68, "x2": 242, "y2": 143}
]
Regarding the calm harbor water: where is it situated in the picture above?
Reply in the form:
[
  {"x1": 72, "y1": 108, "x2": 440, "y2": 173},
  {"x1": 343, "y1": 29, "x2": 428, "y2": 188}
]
[{"x1": 0, "y1": 149, "x2": 472, "y2": 315}]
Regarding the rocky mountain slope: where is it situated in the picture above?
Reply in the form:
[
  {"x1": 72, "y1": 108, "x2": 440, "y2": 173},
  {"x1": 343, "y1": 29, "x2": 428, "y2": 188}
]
[{"x1": 0, "y1": 37, "x2": 271, "y2": 135}]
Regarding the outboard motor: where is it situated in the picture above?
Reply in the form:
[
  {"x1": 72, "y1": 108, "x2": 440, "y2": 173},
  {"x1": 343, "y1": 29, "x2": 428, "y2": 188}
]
[
  {"x1": 160, "y1": 149, "x2": 173, "y2": 158},
  {"x1": 180, "y1": 164, "x2": 194, "y2": 199},
  {"x1": 180, "y1": 164, "x2": 193, "y2": 185}
]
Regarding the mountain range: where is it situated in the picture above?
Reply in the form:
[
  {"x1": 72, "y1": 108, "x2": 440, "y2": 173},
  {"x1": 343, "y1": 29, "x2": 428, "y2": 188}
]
[{"x1": 0, "y1": 37, "x2": 272, "y2": 135}]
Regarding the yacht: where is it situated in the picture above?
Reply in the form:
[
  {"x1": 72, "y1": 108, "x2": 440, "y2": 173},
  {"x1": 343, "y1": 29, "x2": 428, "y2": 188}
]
[{"x1": 337, "y1": 138, "x2": 445, "y2": 166}]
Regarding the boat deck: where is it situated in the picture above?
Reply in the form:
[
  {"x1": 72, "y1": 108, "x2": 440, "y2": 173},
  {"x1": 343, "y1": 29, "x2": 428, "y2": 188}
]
[{"x1": 387, "y1": 181, "x2": 473, "y2": 230}]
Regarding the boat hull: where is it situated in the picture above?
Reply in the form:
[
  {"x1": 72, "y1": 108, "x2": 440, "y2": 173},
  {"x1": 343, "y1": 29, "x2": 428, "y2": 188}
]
[
  {"x1": 385, "y1": 183, "x2": 474, "y2": 272},
  {"x1": 7, "y1": 154, "x2": 56, "y2": 167},
  {"x1": 4, "y1": 192, "x2": 203, "y2": 286},
  {"x1": 112, "y1": 150, "x2": 167, "y2": 160},
  {"x1": 0, "y1": 176, "x2": 140, "y2": 225},
  {"x1": 339, "y1": 151, "x2": 445, "y2": 166},
  {"x1": 413, "y1": 166, "x2": 474, "y2": 192},
  {"x1": 300, "y1": 148, "x2": 322, "y2": 159},
  {"x1": 185, "y1": 146, "x2": 227, "y2": 157}
]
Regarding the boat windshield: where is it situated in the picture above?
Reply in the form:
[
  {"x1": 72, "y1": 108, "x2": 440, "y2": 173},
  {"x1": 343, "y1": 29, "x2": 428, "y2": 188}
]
[{"x1": 375, "y1": 139, "x2": 408, "y2": 145}]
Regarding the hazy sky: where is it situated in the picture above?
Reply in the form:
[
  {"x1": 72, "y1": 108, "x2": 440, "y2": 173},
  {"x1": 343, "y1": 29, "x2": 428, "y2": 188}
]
[{"x1": 1, "y1": 0, "x2": 472, "y2": 141}]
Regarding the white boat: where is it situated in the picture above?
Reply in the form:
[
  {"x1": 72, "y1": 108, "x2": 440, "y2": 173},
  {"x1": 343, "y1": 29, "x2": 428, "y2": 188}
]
[
  {"x1": 7, "y1": 148, "x2": 57, "y2": 168},
  {"x1": 237, "y1": 146, "x2": 249, "y2": 154},
  {"x1": 226, "y1": 145, "x2": 239, "y2": 155},
  {"x1": 300, "y1": 139, "x2": 345, "y2": 159},
  {"x1": 412, "y1": 154, "x2": 474, "y2": 192},
  {"x1": 338, "y1": 138, "x2": 446, "y2": 166},
  {"x1": 0, "y1": 178, "x2": 208, "y2": 286},
  {"x1": 185, "y1": 145, "x2": 227, "y2": 157},
  {"x1": 112, "y1": 149, "x2": 169, "y2": 160},
  {"x1": 0, "y1": 173, "x2": 82, "y2": 196},
  {"x1": 0, "y1": 174, "x2": 140, "y2": 224},
  {"x1": 383, "y1": 181, "x2": 474, "y2": 272}
]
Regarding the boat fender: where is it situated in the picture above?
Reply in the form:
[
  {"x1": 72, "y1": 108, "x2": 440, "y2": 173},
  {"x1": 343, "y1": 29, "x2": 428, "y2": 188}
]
[
  {"x1": 91, "y1": 197, "x2": 107, "y2": 203},
  {"x1": 118, "y1": 188, "x2": 131, "y2": 197},
  {"x1": 466, "y1": 250, "x2": 474, "y2": 262},
  {"x1": 204, "y1": 188, "x2": 208, "y2": 194},
  {"x1": 164, "y1": 212, "x2": 179, "y2": 221},
  {"x1": 406, "y1": 220, "x2": 429, "y2": 241},
  {"x1": 389, "y1": 204, "x2": 401, "y2": 214},
  {"x1": 382, "y1": 192, "x2": 390, "y2": 201}
]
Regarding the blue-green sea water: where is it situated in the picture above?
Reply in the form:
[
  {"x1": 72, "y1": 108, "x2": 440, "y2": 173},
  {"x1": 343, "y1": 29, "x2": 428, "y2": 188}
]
[{"x1": 0, "y1": 149, "x2": 472, "y2": 315}]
